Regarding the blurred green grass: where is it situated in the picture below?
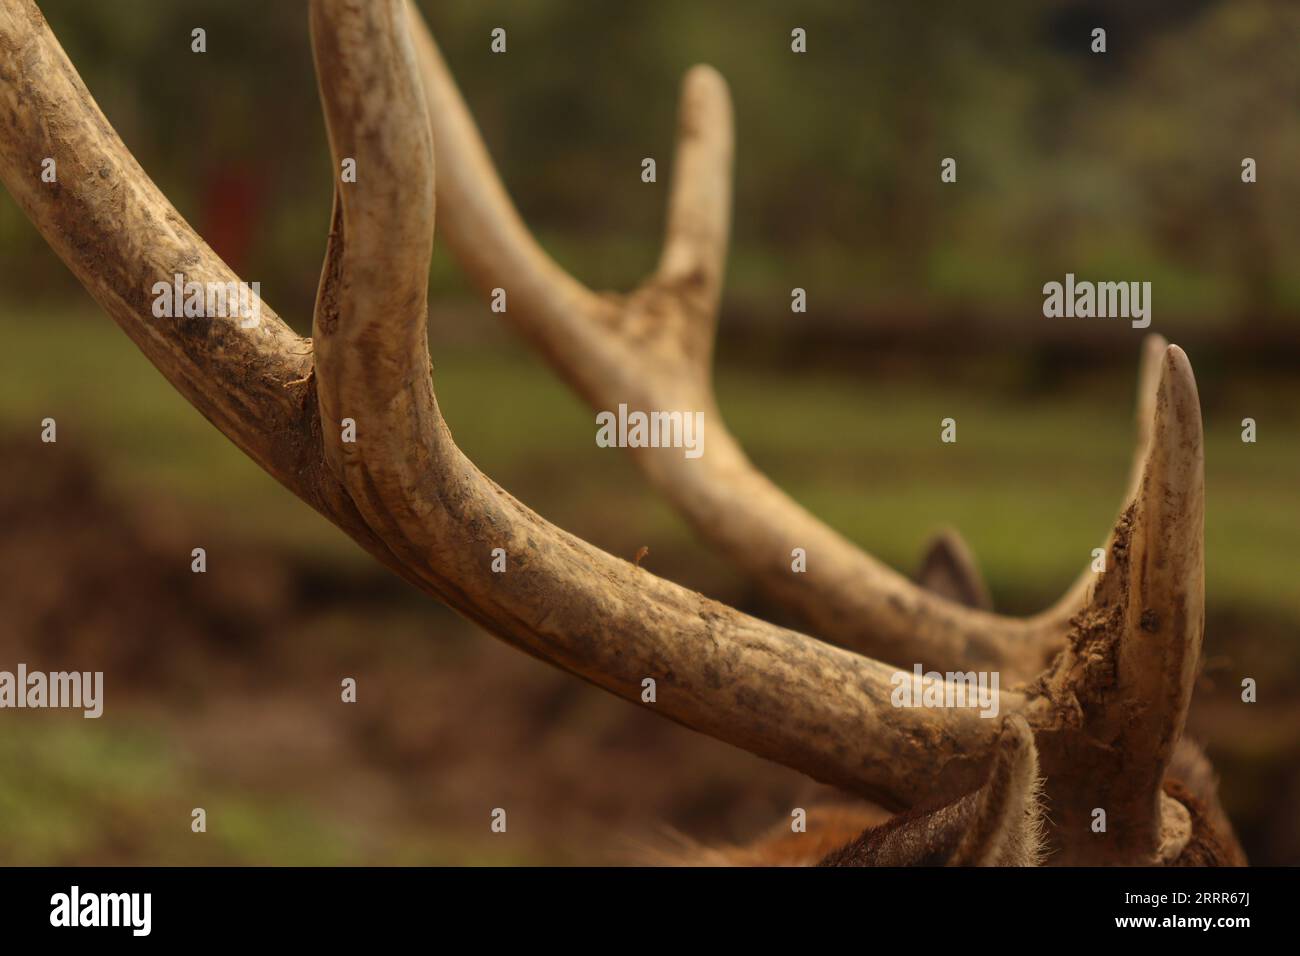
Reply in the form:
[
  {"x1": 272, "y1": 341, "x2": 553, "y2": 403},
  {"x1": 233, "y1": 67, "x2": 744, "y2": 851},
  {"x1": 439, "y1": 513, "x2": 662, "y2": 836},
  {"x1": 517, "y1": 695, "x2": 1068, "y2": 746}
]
[
  {"x1": 0, "y1": 303, "x2": 1296, "y2": 628},
  {"x1": 0, "y1": 717, "x2": 543, "y2": 865},
  {"x1": 0, "y1": 718, "x2": 361, "y2": 864}
]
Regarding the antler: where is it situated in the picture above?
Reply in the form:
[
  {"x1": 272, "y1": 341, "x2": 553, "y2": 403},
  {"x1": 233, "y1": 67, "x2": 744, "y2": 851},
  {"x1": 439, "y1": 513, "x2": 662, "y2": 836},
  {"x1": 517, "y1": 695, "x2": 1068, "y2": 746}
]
[
  {"x1": 0, "y1": 0, "x2": 1006, "y2": 814},
  {"x1": 0, "y1": 0, "x2": 1219, "y2": 864},
  {"x1": 407, "y1": 5, "x2": 1164, "y2": 685}
]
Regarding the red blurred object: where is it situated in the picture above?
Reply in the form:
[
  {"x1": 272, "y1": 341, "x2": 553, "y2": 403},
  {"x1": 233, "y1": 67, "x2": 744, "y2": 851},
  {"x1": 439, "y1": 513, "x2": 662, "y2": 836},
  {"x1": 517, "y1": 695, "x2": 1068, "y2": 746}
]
[{"x1": 199, "y1": 162, "x2": 262, "y2": 271}]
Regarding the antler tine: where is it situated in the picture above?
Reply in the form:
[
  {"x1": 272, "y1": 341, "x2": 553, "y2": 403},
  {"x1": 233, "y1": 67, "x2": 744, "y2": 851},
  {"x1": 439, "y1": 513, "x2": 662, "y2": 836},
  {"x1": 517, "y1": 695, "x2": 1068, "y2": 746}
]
[
  {"x1": 1028, "y1": 345, "x2": 1205, "y2": 863},
  {"x1": 409, "y1": 4, "x2": 732, "y2": 393},
  {"x1": 653, "y1": 63, "x2": 733, "y2": 352},
  {"x1": 1110, "y1": 345, "x2": 1205, "y2": 854},
  {"x1": 308, "y1": 0, "x2": 437, "y2": 488}
]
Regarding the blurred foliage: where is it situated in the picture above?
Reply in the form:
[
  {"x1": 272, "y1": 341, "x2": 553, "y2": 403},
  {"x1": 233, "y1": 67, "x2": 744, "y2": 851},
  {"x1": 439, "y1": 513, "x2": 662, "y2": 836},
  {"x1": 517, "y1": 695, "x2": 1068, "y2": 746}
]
[{"x1": 1, "y1": 0, "x2": 1297, "y2": 329}]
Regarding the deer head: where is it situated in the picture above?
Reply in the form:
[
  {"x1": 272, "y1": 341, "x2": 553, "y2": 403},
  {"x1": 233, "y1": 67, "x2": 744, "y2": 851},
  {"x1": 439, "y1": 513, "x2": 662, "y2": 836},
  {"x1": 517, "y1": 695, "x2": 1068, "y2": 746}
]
[{"x1": 0, "y1": 0, "x2": 1244, "y2": 866}]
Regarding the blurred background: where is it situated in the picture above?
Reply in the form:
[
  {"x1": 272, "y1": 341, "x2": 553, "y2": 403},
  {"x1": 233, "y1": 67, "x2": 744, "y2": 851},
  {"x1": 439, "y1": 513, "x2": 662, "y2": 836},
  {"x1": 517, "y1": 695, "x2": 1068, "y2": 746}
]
[{"x1": 0, "y1": 0, "x2": 1296, "y2": 864}]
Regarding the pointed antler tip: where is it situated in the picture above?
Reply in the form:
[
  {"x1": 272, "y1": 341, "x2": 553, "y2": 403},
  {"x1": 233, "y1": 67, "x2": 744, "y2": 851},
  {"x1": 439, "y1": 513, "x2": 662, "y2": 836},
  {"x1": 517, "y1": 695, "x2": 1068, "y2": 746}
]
[
  {"x1": 677, "y1": 64, "x2": 733, "y2": 130},
  {"x1": 1129, "y1": 343, "x2": 1203, "y2": 519},
  {"x1": 1155, "y1": 344, "x2": 1202, "y2": 436},
  {"x1": 1162, "y1": 341, "x2": 1190, "y2": 373},
  {"x1": 683, "y1": 63, "x2": 728, "y2": 95}
]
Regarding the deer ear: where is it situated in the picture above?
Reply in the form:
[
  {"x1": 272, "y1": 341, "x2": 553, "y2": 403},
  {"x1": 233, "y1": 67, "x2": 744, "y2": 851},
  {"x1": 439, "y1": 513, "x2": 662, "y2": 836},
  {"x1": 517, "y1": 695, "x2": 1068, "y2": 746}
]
[
  {"x1": 950, "y1": 715, "x2": 1044, "y2": 865},
  {"x1": 820, "y1": 716, "x2": 1044, "y2": 867},
  {"x1": 915, "y1": 528, "x2": 993, "y2": 610}
]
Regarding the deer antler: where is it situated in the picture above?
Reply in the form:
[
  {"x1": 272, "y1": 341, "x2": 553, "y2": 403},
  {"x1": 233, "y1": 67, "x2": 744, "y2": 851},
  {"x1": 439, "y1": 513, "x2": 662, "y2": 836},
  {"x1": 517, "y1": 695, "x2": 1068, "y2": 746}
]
[
  {"x1": 0, "y1": 0, "x2": 1006, "y2": 813},
  {"x1": 406, "y1": 5, "x2": 1166, "y2": 685},
  {"x1": 0, "y1": 0, "x2": 1224, "y2": 864}
]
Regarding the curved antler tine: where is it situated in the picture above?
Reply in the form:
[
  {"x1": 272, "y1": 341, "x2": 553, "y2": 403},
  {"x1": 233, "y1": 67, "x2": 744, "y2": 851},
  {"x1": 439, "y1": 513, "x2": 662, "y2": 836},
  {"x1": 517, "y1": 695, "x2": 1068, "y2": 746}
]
[
  {"x1": 309, "y1": 0, "x2": 436, "y2": 486},
  {"x1": 1031, "y1": 344, "x2": 1204, "y2": 863},
  {"x1": 407, "y1": 1, "x2": 730, "y2": 402},
  {"x1": 1115, "y1": 345, "x2": 1204, "y2": 811},
  {"x1": 655, "y1": 65, "x2": 734, "y2": 332},
  {"x1": 309, "y1": 0, "x2": 1017, "y2": 812}
]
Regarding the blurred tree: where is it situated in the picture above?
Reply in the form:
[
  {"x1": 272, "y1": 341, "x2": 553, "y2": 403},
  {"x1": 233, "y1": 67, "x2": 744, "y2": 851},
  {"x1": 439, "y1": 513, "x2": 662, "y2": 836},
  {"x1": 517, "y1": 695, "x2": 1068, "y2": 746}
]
[{"x1": 1072, "y1": 0, "x2": 1300, "y2": 324}]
